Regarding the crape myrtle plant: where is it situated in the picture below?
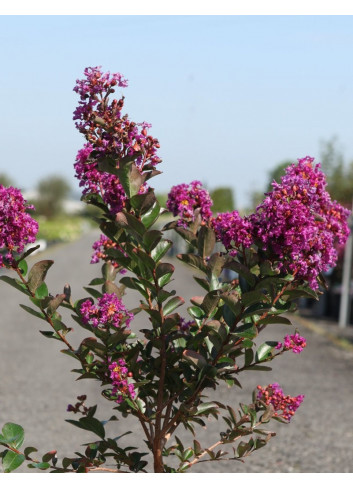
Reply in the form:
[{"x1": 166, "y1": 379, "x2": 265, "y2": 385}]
[{"x1": 0, "y1": 67, "x2": 350, "y2": 474}]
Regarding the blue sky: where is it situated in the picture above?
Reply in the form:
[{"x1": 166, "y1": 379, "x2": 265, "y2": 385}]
[{"x1": 1, "y1": 15, "x2": 353, "y2": 209}]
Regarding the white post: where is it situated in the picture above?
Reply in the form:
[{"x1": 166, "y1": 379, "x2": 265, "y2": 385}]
[{"x1": 339, "y1": 208, "x2": 353, "y2": 328}]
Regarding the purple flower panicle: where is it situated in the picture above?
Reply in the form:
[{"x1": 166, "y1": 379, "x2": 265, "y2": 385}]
[
  {"x1": 91, "y1": 234, "x2": 127, "y2": 273},
  {"x1": 276, "y1": 333, "x2": 307, "y2": 354},
  {"x1": 211, "y1": 210, "x2": 253, "y2": 256},
  {"x1": 80, "y1": 293, "x2": 133, "y2": 329},
  {"x1": 0, "y1": 185, "x2": 38, "y2": 267},
  {"x1": 108, "y1": 358, "x2": 136, "y2": 404},
  {"x1": 249, "y1": 156, "x2": 350, "y2": 289},
  {"x1": 257, "y1": 383, "x2": 304, "y2": 421},
  {"x1": 73, "y1": 67, "x2": 161, "y2": 216},
  {"x1": 166, "y1": 180, "x2": 213, "y2": 227}
]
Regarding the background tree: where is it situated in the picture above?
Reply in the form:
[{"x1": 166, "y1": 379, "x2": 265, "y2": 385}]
[
  {"x1": 0, "y1": 173, "x2": 15, "y2": 187},
  {"x1": 34, "y1": 175, "x2": 71, "y2": 218},
  {"x1": 210, "y1": 187, "x2": 235, "y2": 213},
  {"x1": 320, "y1": 137, "x2": 353, "y2": 206},
  {"x1": 266, "y1": 160, "x2": 293, "y2": 192}
]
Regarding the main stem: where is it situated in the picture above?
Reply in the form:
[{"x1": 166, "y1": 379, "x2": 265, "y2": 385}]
[{"x1": 152, "y1": 269, "x2": 167, "y2": 473}]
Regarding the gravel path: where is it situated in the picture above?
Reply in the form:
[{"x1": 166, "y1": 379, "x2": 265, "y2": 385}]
[{"x1": 1, "y1": 231, "x2": 353, "y2": 473}]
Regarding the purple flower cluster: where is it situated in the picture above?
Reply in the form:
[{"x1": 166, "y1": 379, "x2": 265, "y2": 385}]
[
  {"x1": 249, "y1": 156, "x2": 350, "y2": 289},
  {"x1": 276, "y1": 333, "x2": 307, "y2": 354},
  {"x1": 91, "y1": 234, "x2": 126, "y2": 274},
  {"x1": 73, "y1": 66, "x2": 161, "y2": 214},
  {"x1": 179, "y1": 318, "x2": 194, "y2": 333},
  {"x1": 257, "y1": 383, "x2": 304, "y2": 421},
  {"x1": 108, "y1": 358, "x2": 136, "y2": 404},
  {"x1": 0, "y1": 185, "x2": 38, "y2": 267},
  {"x1": 166, "y1": 180, "x2": 213, "y2": 227},
  {"x1": 80, "y1": 293, "x2": 133, "y2": 329},
  {"x1": 211, "y1": 210, "x2": 253, "y2": 256}
]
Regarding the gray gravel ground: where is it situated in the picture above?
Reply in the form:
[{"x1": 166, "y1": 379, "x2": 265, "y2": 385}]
[{"x1": 1, "y1": 230, "x2": 353, "y2": 473}]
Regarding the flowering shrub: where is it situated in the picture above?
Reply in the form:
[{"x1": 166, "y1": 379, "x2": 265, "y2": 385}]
[{"x1": 0, "y1": 66, "x2": 350, "y2": 473}]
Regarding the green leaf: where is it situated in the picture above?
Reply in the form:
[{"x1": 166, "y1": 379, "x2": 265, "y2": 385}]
[
  {"x1": 2, "y1": 451, "x2": 25, "y2": 472},
  {"x1": 183, "y1": 350, "x2": 207, "y2": 369},
  {"x1": 47, "y1": 294, "x2": 66, "y2": 316},
  {"x1": 198, "y1": 225, "x2": 216, "y2": 258},
  {"x1": 19, "y1": 304, "x2": 45, "y2": 320},
  {"x1": 207, "y1": 253, "x2": 226, "y2": 278},
  {"x1": 260, "y1": 403, "x2": 275, "y2": 423},
  {"x1": 120, "y1": 276, "x2": 149, "y2": 299},
  {"x1": 232, "y1": 323, "x2": 257, "y2": 339},
  {"x1": 244, "y1": 348, "x2": 254, "y2": 366},
  {"x1": 242, "y1": 290, "x2": 269, "y2": 308},
  {"x1": 65, "y1": 417, "x2": 105, "y2": 439},
  {"x1": 42, "y1": 450, "x2": 57, "y2": 463},
  {"x1": 151, "y1": 239, "x2": 172, "y2": 262},
  {"x1": 282, "y1": 287, "x2": 319, "y2": 300},
  {"x1": 223, "y1": 304, "x2": 236, "y2": 328},
  {"x1": 255, "y1": 341, "x2": 279, "y2": 362},
  {"x1": 130, "y1": 246, "x2": 155, "y2": 271},
  {"x1": 97, "y1": 156, "x2": 119, "y2": 175},
  {"x1": 173, "y1": 226, "x2": 198, "y2": 248},
  {"x1": 18, "y1": 244, "x2": 40, "y2": 261},
  {"x1": 195, "y1": 402, "x2": 219, "y2": 415},
  {"x1": 201, "y1": 291, "x2": 220, "y2": 316},
  {"x1": 221, "y1": 292, "x2": 242, "y2": 316},
  {"x1": 182, "y1": 448, "x2": 194, "y2": 461},
  {"x1": 223, "y1": 260, "x2": 256, "y2": 287},
  {"x1": 117, "y1": 162, "x2": 146, "y2": 198},
  {"x1": 116, "y1": 211, "x2": 145, "y2": 237},
  {"x1": 131, "y1": 190, "x2": 156, "y2": 214},
  {"x1": 143, "y1": 229, "x2": 162, "y2": 252},
  {"x1": 0, "y1": 276, "x2": 30, "y2": 295},
  {"x1": 141, "y1": 200, "x2": 161, "y2": 228},
  {"x1": 88, "y1": 277, "x2": 105, "y2": 286},
  {"x1": 34, "y1": 281, "x2": 48, "y2": 299},
  {"x1": 27, "y1": 260, "x2": 54, "y2": 294},
  {"x1": 24, "y1": 446, "x2": 38, "y2": 457},
  {"x1": 193, "y1": 276, "x2": 210, "y2": 291},
  {"x1": 164, "y1": 296, "x2": 185, "y2": 315},
  {"x1": 17, "y1": 259, "x2": 28, "y2": 276},
  {"x1": 1, "y1": 423, "x2": 25, "y2": 449},
  {"x1": 177, "y1": 254, "x2": 207, "y2": 273},
  {"x1": 156, "y1": 262, "x2": 174, "y2": 287},
  {"x1": 260, "y1": 260, "x2": 280, "y2": 276},
  {"x1": 83, "y1": 287, "x2": 103, "y2": 299},
  {"x1": 257, "y1": 315, "x2": 292, "y2": 326},
  {"x1": 103, "y1": 280, "x2": 126, "y2": 298},
  {"x1": 27, "y1": 461, "x2": 50, "y2": 470},
  {"x1": 188, "y1": 305, "x2": 204, "y2": 319}
]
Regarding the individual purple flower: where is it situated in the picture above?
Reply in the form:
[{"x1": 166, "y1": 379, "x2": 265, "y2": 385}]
[
  {"x1": 257, "y1": 383, "x2": 304, "y2": 421},
  {"x1": 249, "y1": 156, "x2": 350, "y2": 289},
  {"x1": 276, "y1": 333, "x2": 307, "y2": 354},
  {"x1": 108, "y1": 358, "x2": 136, "y2": 404},
  {"x1": 0, "y1": 185, "x2": 38, "y2": 268},
  {"x1": 166, "y1": 180, "x2": 213, "y2": 227},
  {"x1": 212, "y1": 210, "x2": 253, "y2": 256},
  {"x1": 80, "y1": 293, "x2": 133, "y2": 329}
]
